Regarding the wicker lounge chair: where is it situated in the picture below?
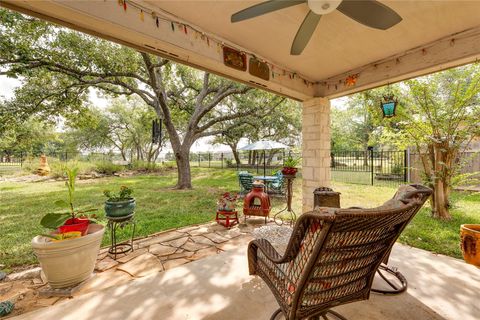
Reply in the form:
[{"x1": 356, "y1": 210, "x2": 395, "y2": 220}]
[
  {"x1": 248, "y1": 184, "x2": 432, "y2": 320},
  {"x1": 320, "y1": 184, "x2": 432, "y2": 295}
]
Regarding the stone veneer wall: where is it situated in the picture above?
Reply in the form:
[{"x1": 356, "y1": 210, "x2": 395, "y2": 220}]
[{"x1": 302, "y1": 97, "x2": 331, "y2": 213}]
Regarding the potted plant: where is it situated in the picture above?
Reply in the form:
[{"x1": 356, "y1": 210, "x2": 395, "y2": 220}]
[
  {"x1": 104, "y1": 185, "x2": 135, "y2": 217},
  {"x1": 31, "y1": 166, "x2": 105, "y2": 289},
  {"x1": 282, "y1": 156, "x2": 301, "y2": 177}
]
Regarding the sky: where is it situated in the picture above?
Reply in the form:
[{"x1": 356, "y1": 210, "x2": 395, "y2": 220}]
[{"x1": 0, "y1": 75, "x2": 345, "y2": 153}]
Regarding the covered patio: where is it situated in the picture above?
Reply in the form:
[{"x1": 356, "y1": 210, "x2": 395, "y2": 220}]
[
  {"x1": 3, "y1": 0, "x2": 480, "y2": 212},
  {"x1": 2, "y1": 0, "x2": 480, "y2": 319},
  {"x1": 11, "y1": 237, "x2": 480, "y2": 320}
]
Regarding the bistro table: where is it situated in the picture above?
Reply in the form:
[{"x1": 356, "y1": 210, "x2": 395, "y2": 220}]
[{"x1": 253, "y1": 175, "x2": 277, "y2": 192}]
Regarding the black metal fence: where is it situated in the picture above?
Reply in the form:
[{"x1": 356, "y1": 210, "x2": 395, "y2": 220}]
[
  {"x1": 188, "y1": 150, "x2": 301, "y2": 176},
  {"x1": 331, "y1": 150, "x2": 407, "y2": 186},
  {"x1": 2, "y1": 148, "x2": 408, "y2": 187}
]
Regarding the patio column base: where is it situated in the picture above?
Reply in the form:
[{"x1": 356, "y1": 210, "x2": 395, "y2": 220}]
[{"x1": 302, "y1": 97, "x2": 331, "y2": 213}]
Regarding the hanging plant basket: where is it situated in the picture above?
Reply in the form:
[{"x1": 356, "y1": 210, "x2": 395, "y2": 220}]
[{"x1": 281, "y1": 167, "x2": 298, "y2": 177}]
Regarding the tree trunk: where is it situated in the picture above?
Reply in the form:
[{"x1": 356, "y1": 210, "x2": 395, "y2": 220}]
[
  {"x1": 432, "y1": 177, "x2": 451, "y2": 219},
  {"x1": 228, "y1": 143, "x2": 241, "y2": 165},
  {"x1": 174, "y1": 148, "x2": 192, "y2": 189}
]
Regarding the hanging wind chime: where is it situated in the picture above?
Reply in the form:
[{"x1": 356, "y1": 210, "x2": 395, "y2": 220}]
[{"x1": 152, "y1": 119, "x2": 162, "y2": 144}]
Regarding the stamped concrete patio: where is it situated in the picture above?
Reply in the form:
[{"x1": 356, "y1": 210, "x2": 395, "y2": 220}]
[{"x1": 8, "y1": 220, "x2": 480, "y2": 320}]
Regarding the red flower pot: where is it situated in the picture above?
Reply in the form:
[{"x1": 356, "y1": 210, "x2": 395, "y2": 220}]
[
  {"x1": 281, "y1": 167, "x2": 298, "y2": 176},
  {"x1": 57, "y1": 218, "x2": 90, "y2": 236}
]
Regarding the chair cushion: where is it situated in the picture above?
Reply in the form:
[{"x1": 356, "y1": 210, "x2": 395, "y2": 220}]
[
  {"x1": 393, "y1": 185, "x2": 417, "y2": 201},
  {"x1": 379, "y1": 185, "x2": 417, "y2": 210}
]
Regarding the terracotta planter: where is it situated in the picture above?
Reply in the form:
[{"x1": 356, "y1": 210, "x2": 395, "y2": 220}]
[
  {"x1": 104, "y1": 198, "x2": 135, "y2": 217},
  {"x1": 31, "y1": 224, "x2": 105, "y2": 288},
  {"x1": 460, "y1": 224, "x2": 480, "y2": 267}
]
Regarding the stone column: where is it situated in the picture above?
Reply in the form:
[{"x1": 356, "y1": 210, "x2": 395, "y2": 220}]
[{"x1": 302, "y1": 97, "x2": 331, "y2": 213}]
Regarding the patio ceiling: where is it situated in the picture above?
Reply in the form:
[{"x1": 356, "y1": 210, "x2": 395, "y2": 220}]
[{"x1": 3, "y1": 1, "x2": 480, "y2": 100}]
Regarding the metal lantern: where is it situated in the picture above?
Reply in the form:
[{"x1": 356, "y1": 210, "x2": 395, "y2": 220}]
[{"x1": 381, "y1": 95, "x2": 397, "y2": 118}]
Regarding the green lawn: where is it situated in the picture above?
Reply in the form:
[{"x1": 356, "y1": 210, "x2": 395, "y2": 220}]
[
  {"x1": 0, "y1": 168, "x2": 300, "y2": 270},
  {"x1": 0, "y1": 168, "x2": 478, "y2": 271}
]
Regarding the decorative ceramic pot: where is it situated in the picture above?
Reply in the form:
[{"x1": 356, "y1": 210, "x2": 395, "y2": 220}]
[
  {"x1": 460, "y1": 224, "x2": 480, "y2": 267},
  {"x1": 104, "y1": 198, "x2": 136, "y2": 217},
  {"x1": 36, "y1": 154, "x2": 51, "y2": 176},
  {"x1": 57, "y1": 218, "x2": 90, "y2": 236},
  {"x1": 32, "y1": 224, "x2": 105, "y2": 288}
]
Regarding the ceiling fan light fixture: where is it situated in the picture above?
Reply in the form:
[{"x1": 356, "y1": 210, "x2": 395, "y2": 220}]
[{"x1": 307, "y1": 0, "x2": 342, "y2": 15}]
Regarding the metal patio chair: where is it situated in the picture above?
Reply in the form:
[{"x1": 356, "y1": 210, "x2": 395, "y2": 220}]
[
  {"x1": 248, "y1": 184, "x2": 432, "y2": 320},
  {"x1": 270, "y1": 171, "x2": 285, "y2": 195},
  {"x1": 238, "y1": 171, "x2": 254, "y2": 194}
]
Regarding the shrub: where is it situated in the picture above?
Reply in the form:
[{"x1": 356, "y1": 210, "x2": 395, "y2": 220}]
[
  {"x1": 391, "y1": 161, "x2": 404, "y2": 176},
  {"x1": 225, "y1": 159, "x2": 234, "y2": 167},
  {"x1": 129, "y1": 160, "x2": 162, "y2": 172},
  {"x1": 94, "y1": 161, "x2": 124, "y2": 175}
]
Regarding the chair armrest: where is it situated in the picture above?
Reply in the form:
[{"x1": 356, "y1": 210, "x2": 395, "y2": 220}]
[{"x1": 249, "y1": 238, "x2": 283, "y2": 262}]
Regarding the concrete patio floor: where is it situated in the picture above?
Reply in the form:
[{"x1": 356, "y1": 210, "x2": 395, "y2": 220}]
[{"x1": 11, "y1": 241, "x2": 480, "y2": 320}]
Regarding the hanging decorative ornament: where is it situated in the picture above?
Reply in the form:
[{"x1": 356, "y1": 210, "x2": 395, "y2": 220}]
[
  {"x1": 223, "y1": 46, "x2": 247, "y2": 71},
  {"x1": 140, "y1": 9, "x2": 144, "y2": 21},
  {"x1": 183, "y1": 25, "x2": 188, "y2": 35},
  {"x1": 344, "y1": 74, "x2": 358, "y2": 87},
  {"x1": 249, "y1": 57, "x2": 270, "y2": 80},
  {"x1": 156, "y1": 17, "x2": 159, "y2": 28},
  {"x1": 380, "y1": 94, "x2": 397, "y2": 118},
  {"x1": 123, "y1": 0, "x2": 127, "y2": 11},
  {"x1": 152, "y1": 119, "x2": 162, "y2": 144},
  {"x1": 171, "y1": 22, "x2": 175, "y2": 31}
]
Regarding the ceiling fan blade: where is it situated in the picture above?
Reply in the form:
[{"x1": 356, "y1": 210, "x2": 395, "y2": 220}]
[
  {"x1": 291, "y1": 11, "x2": 321, "y2": 55},
  {"x1": 337, "y1": 0, "x2": 402, "y2": 30},
  {"x1": 231, "y1": 0, "x2": 306, "y2": 23}
]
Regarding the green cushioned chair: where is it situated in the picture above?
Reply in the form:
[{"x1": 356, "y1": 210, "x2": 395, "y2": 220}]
[
  {"x1": 270, "y1": 171, "x2": 285, "y2": 195},
  {"x1": 238, "y1": 171, "x2": 253, "y2": 194}
]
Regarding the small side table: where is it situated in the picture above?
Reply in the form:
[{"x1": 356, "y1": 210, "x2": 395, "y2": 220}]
[
  {"x1": 216, "y1": 210, "x2": 239, "y2": 229},
  {"x1": 106, "y1": 214, "x2": 136, "y2": 260}
]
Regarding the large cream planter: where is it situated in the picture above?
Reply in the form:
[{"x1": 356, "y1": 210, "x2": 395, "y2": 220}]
[{"x1": 31, "y1": 224, "x2": 105, "y2": 288}]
